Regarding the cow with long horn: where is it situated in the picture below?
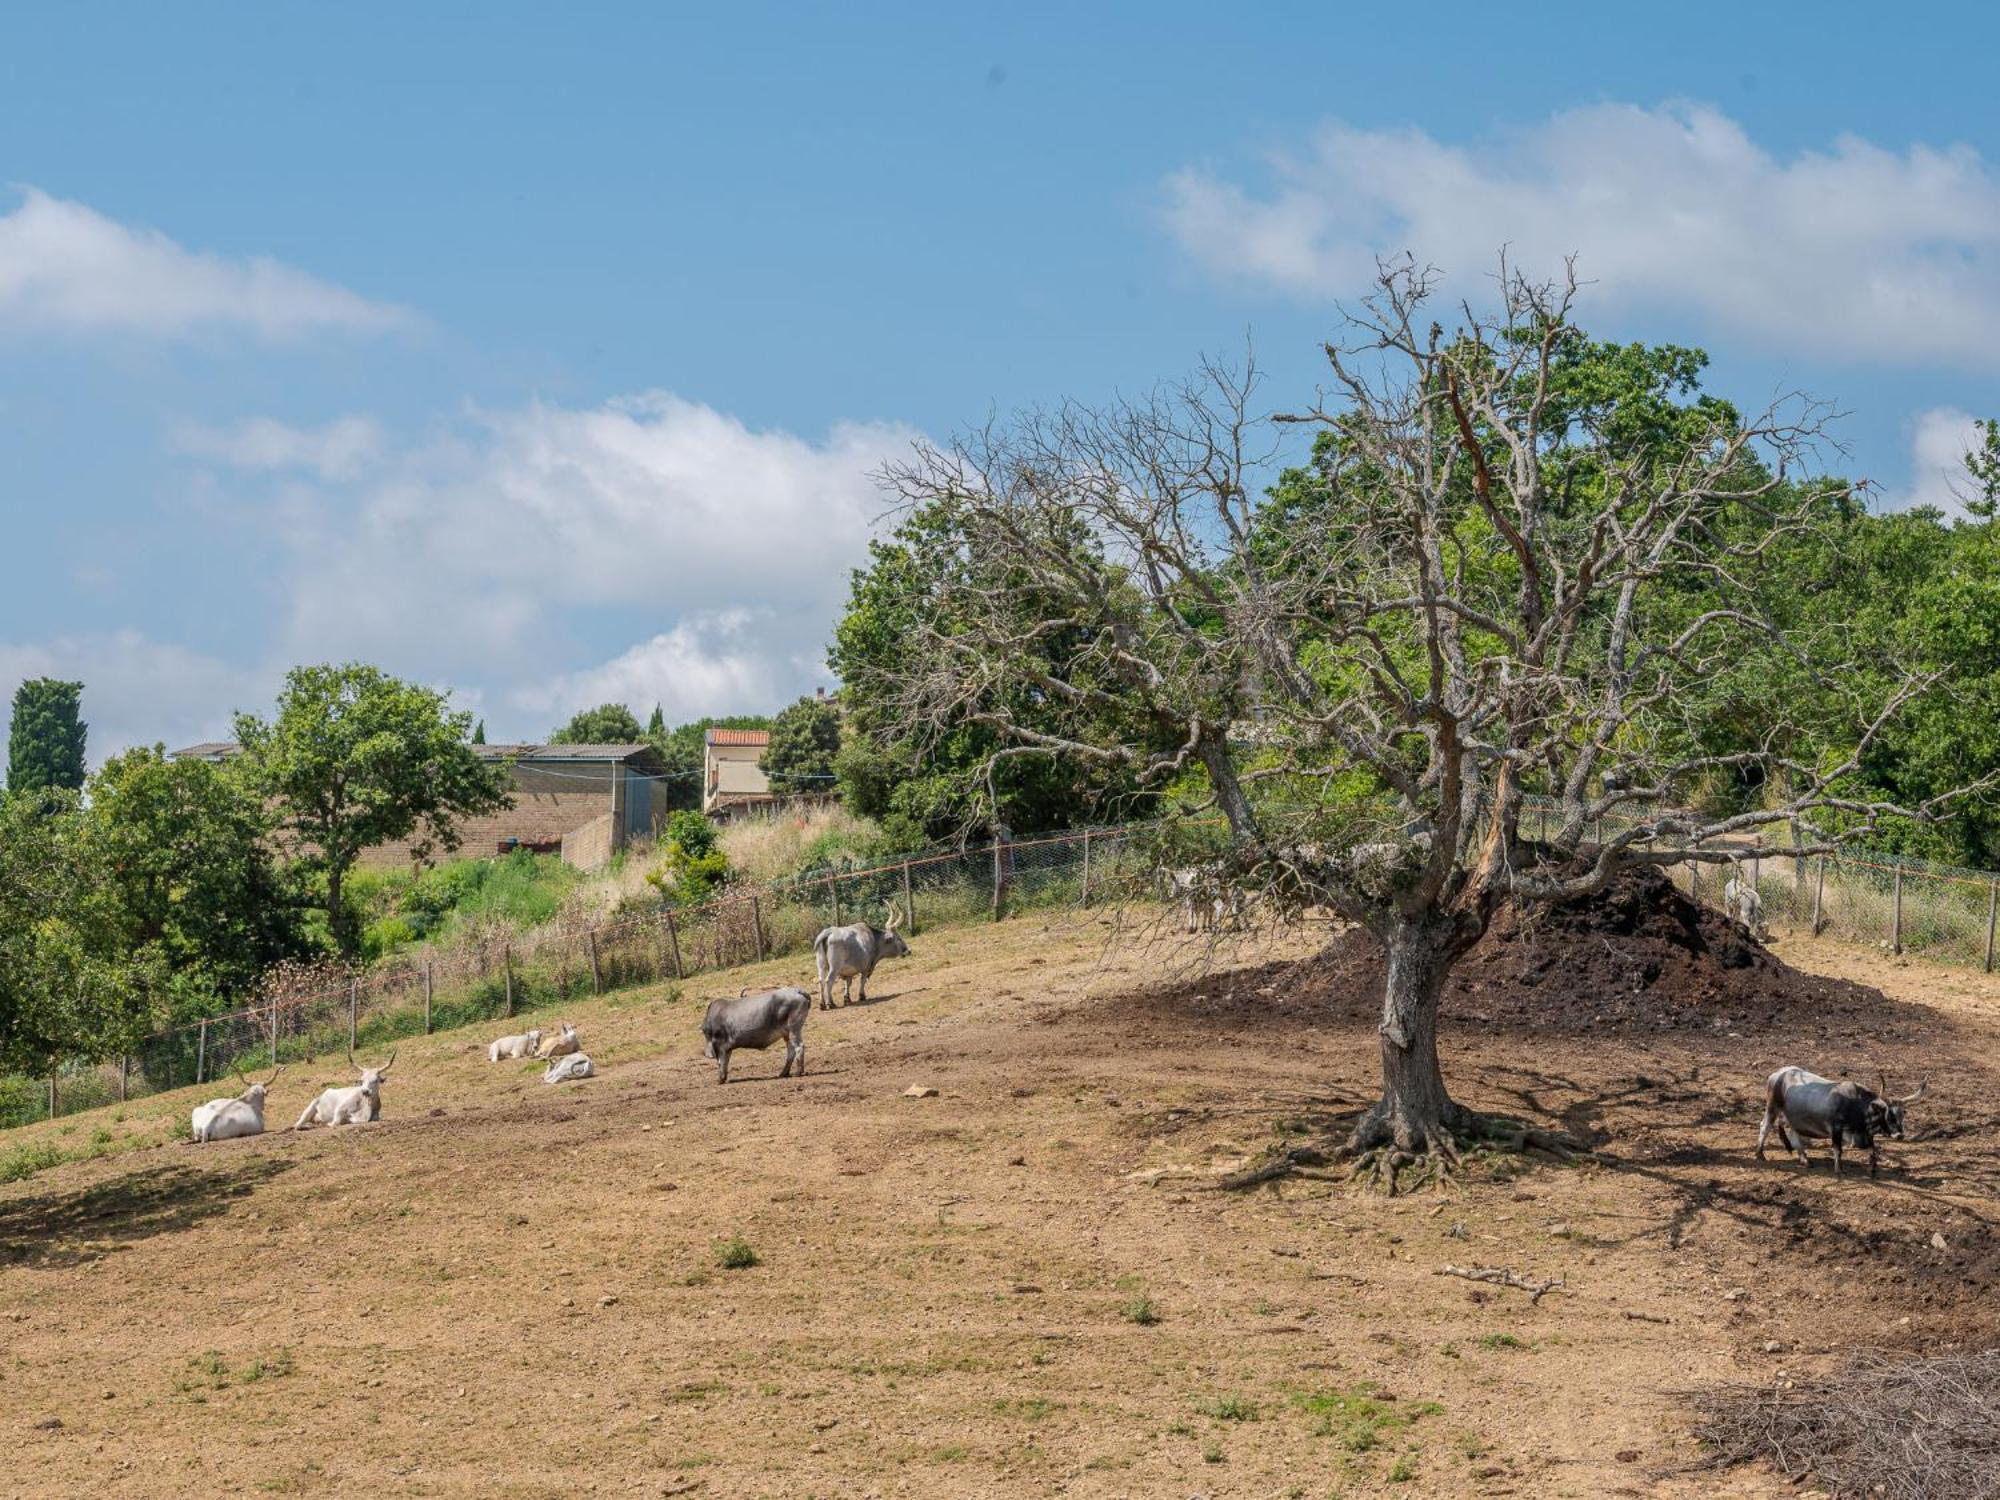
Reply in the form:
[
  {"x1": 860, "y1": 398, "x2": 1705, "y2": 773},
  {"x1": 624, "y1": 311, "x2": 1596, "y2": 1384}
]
[
  {"x1": 1755, "y1": 1066, "x2": 1928, "y2": 1177},
  {"x1": 191, "y1": 1062, "x2": 284, "y2": 1143},
  {"x1": 812, "y1": 903, "x2": 912, "y2": 1010},
  {"x1": 293, "y1": 1046, "x2": 397, "y2": 1130}
]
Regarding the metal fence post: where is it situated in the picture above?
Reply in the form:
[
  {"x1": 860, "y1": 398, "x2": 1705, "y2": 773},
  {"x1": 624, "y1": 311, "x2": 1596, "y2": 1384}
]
[
  {"x1": 423, "y1": 960, "x2": 434, "y2": 1034},
  {"x1": 349, "y1": 977, "x2": 360, "y2": 1050},
  {"x1": 991, "y1": 841, "x2": 1004, "y2": 922},
  {"x1": 901, "y1": 860, "x2": 916, "y2": 933},
  {"x1": 588, "y1": 927, "x2": 603, "y2": 994},
  {"x1": 1812, "y1": 856, "x2": 1827, "y2": 936},
  {"x1": 503, "y1": 946, "x2": 515, "y2": 1017},
  {"x1": 197, "y1": 1019, "x2": 208, "y2": 1085},
  {"x1": 1080, "y1": 831, "x2": 1092, "y2": 907},
  {"x1": 663, "y1": 907, "x2": 684, "y2": 981},
  {"x1": 751, "y1": 895, "x2": 767, "y2": 962},
  {"x1": 1986, "y1": 879, "x2": 1998, "y2": 974},
  {"x1": 1890, "y1": 863, "x2": 1904, "y2": 954}
]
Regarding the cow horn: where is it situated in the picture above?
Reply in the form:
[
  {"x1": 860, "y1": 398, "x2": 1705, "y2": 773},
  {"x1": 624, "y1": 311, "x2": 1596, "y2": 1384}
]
[
  {"x1": 377, "y1": 1048, "x2": 397, "y2": 1075},
  {"x1": 1877, "y1": 1070, "x2": 1889, "y2": 1099},
  {"x1": 1897, "y1": 1076, "x2": 1929, "y2": 1105},
  {"x1": 261, "y1": 1066, "x2": 284, "y2": 1089}
]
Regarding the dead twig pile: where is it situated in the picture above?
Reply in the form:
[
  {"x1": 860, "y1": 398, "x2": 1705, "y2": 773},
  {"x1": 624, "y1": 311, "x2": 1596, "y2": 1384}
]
[{"x1": 1690, "y1": 1348, "x2": 2000, "y2": 1499}]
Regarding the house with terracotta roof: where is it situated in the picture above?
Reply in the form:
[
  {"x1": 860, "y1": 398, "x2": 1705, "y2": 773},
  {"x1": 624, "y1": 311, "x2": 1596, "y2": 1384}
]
[{"x1": 702, "y1": 726, "x2": 773, "y2": 818}]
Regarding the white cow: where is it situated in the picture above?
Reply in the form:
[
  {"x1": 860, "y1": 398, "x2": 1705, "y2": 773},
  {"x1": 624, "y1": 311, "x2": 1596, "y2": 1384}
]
[
  {"x1": 293, "y1": 1048, "x2": 396, "y2": 1129},
  {"x1": 191, "y1": 1066, "x2": 282, "y2": 1143},
  {"x1": 542, "y1": 1052, "x2": 594, "y2": 1084},
  {"x1": 812, "y1": 906, "x2": 911, "y2": 1010},
  {"x1": 537, "y1": 1022, "x2": 580, "y2": 1060},
  {"x1": 1724, "y1": 874, "x2": 1767, "y2": 941},
  {"x1": 488, "y1": 1028, "x2": 542, "y2": 1063}
]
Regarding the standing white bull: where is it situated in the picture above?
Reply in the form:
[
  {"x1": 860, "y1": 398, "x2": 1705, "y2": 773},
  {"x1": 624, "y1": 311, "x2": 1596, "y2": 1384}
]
[
  {"x1": 488, "y1": 1028, "x2": 542, "y2": 1063},
  {"x1": 537, "y1": 1022, "x2": 580, "y2": 1060},
  {"x1": 191, "y1": 1065, "x2": 283, "y2": 1143},
  {"x1": 293, "y1": 1048, "x2": 396, "y2": 1129},
  {"x1": 812, "y1": 905, "x2": 911, "y2": 1010}
]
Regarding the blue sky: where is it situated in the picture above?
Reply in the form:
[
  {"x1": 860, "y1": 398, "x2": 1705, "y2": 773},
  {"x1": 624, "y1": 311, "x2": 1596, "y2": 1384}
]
[{"x1": 2, "y1": 2, "x2": 1996, "y2": 759}]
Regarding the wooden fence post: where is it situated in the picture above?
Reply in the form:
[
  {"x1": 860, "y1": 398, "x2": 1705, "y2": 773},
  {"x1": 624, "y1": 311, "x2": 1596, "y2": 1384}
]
[
  {"x1": 503, "y1": 946, "x2": 515, "y2": 1017},
  {"x1": 270, "y1": 999, "x2": 279, "y2": 1067},
  {"x1": 47, "y1": 1069, "x2": 56, "y2": 1121},
  {"x1": 197, "y1": 1019, "x2": 208, "y2": 1085},
  {"x1": 349, "y1": 977, "x2": 360, "y2": 1051},
  {"x1": 587, "y1": 927, "x2": 603, "y2": 995},
  {"x1": 712, "y1": 909, "x2": 723, "y2": 971},
  {"x1": 1812, "y1": 856, "x2": 1827, "y2": 936},
  {"x1": 423, "y1": 960, "x2": 434, "y2": 1034},
  {"x1": 1080, "y1": 831, "x2": 1092, "y2": 908},
  {"x1": 991, "y1": 840, "x2": 1004, "y2": 922},
  {"x1": 1986, "y1": 878, "x2": 1998, "y2": 974},
  {"x1": 119, "y1": 1054, "x2": 129, "y2": 1103},
  {"x1": 1890, "y1": 863, "x2": 1904, "y2": 954},
  {"x1": 662, "y1": 908, "x2": 684, "y2": 981},
  {"x1": 901, "y1": 860, "x2": 916, "y2": 934},
  {"x1": 751, "y1": 895, "x2": 767, "y2": 962}
]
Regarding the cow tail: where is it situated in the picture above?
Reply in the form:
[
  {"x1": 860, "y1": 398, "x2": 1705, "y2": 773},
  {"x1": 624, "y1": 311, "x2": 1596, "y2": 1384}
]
[{"x1": 812, "y1": 929, "x2": 828, "y2": 980}]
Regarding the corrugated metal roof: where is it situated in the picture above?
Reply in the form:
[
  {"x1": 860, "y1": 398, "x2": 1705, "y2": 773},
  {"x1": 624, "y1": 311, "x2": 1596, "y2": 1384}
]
[
  {"x1": 169, "y1": 740, "x2": 662, "y2": 765},
  {"x1": 705, "y1": 728, "x2": 770, "y2": 747},
  {"x1": 169, "y1": 741, "x2": 241, "y2": 760}
]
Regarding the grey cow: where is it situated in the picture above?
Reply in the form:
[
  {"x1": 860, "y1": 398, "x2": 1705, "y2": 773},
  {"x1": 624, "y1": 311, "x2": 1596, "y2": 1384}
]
[
  {"x1": 812, "y1": 905, "x2": 910, "y2": 1010},
  {"x1": 1755, "y1": 1065, "x2": 1927, "y2": 1177},
  {"x1": 701, "y1": 986, "x2": 812, "y2": 1083}
]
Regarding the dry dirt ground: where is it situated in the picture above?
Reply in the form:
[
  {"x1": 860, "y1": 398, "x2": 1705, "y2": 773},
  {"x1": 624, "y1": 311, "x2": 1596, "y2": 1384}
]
[{"x1": 2, "y1": 911, "x2": 1997, "y2": 1499}]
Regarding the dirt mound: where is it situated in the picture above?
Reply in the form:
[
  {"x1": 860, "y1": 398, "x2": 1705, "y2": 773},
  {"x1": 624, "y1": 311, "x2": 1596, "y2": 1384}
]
[{"x1": 1157, "y1": 865, "x2": 1915, "y2": 1044}]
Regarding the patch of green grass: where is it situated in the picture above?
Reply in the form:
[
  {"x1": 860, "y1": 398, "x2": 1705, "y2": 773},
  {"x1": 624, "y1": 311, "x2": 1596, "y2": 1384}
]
[
  {"x1": 1202, "y1": 1441, "x2": 1225, "y2": 1464},
  {"x1": 994, "y1": 1396, "x2": 1057, "y2": 1422},
  {"x1": 1195, "y1": 1392, "x2": 1260, "y2": 1423},
  {"x1": 1455, "y1": 1431, "x2": 1488, "y2": 1460},
  {"x1": 0, "y1": 1140, "x2": 69, "y2": 1183},
  {"x1": 1387, "y1": 1451, "x2": 1419, "y2": 1482},
  {"x1": 715, "y1": 1236, "x2": 760, "y2": 1270},
  {"x1": 934, "y1": 1445, "x2": 969, "y2": 1462},
  {"x1": 1478, "y1": 1332, "x2": 1527, "y2": 1351},
  {"x1": 1122, "y1": 1293, "x2": 1160, "y2": 1326},
  {"x1": 1291, "y1": 1386, "x2": 1441, "y2": 1451}
]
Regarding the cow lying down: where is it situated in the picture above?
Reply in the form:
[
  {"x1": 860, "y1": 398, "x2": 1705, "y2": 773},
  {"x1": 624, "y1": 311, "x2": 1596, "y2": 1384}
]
[
  {"x1": 701, "y1": 986, "x2": 811, "y2": 1084},
  {"x1": 542, "y1": 1052, "x2": 594, "y2": 1084}
]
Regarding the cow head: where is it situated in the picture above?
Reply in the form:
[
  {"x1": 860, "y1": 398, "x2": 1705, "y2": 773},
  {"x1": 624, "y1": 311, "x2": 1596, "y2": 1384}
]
[
  {"x1": 347, "y1": 1045, "x2": 396, "y2": 1094},
  {"x1": 231, "y1": 1063, "x2": 282, "y2": 1109},
  {"x1": 1871, "y1": 1074, "x2": 1928, "y2": 1139},
  {"x1": 880, "y1": 904, "x2": 911, "y2": 960}
]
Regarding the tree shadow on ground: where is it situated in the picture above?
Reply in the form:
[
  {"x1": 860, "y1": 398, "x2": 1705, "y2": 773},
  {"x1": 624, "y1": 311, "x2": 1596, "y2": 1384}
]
[{"x1": 0, "y1": 1156, "x2": 293, "y2": 1271}]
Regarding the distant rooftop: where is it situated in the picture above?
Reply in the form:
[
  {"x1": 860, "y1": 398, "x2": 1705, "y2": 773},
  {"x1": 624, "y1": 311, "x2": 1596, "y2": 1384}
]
[
  {"x1": 705, "y1": 728, "x2": 770, "y2": 748},
  {"x1": 169, "y1": 740, "x2": 663, "y2": 764}
]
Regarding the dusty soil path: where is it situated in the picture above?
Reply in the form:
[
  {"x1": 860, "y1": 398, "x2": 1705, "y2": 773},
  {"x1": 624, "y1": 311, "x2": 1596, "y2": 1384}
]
[{"x1": 1, "y1": 913, "x2": 1995, "y2": 1498}]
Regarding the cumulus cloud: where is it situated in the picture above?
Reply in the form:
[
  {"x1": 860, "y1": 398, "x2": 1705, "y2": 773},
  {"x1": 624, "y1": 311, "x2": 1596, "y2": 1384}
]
[
  {"x1": 1886, "y1": 407, "x2": 1985, "y2": 517},
  {"x1": 1162, "y1": 103, "x2": 2000, "y2": 366},
  {"x1": 0, "y1": 187, "x2": 409, "y2": 340},
  {"x1": 0, "y1": 631, "x2": 270, "y2": 766},
  {"x1": 167, "y1": 393, "x2": 917, "y2": 735},
  {"x1": 173, "y1": 415, "x2": 387, "y2": 481}
]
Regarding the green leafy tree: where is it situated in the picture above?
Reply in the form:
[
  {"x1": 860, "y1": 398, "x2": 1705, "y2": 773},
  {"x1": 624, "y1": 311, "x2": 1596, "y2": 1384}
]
[
  {"x1": 85, "y1": 747, "x2": 306, "y2": 1020},
  {"x1": 0, "y1": 790, "x2": 156, "y2": 1072},
  {"x1": 472, "y1": 719, "x2": 486, "y2": 745},
  {"x1": 7, "y1": 678, "x2": 87, "y2": 795},
  {"x1": 647, "y1": 704, "x2": 665, "y2": 736},
  {"x1": 1962, "y1": 418, "x2": 1999, "y2": 521},
  {"x1": 234, "y1": 664, "x2": 511, "y2": 955},
  {"x1": 760, "y1": 695, "x2": 842, "y2": 794},
  {"x1": 550, "y1": 703, "x2": 644, "y2": 744},
  {"x1": 646, "y1": 809, "x2": 728, "y2": 906}
]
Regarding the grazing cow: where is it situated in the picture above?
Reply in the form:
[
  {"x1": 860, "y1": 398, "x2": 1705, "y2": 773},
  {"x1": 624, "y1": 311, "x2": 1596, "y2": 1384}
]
[
  {"x1": 538, "y1": 1022, "x2": 580, "y2": 1060},
  {"x1": 293, "y1": 1048, "x2": 396, "y2": 1129},
  {"x1": 191, "y1": 1066, "x2": 282, "y2": 1143},
  {"x1": 1755, "y1": 1065, "x2": 1927, "y2": 1177},
  {"x1": 488, "y1": 1028, "x2": 542, "y2": 1063},
  {"x1": 812, "y1": 906, "x2": 910, "y2": 1010},
  {"x1": 701, "y1": 986, "x2": 812, "y2": 1083},
  {"x1": 1723, "y1": 874, "x2": 1767, "y2": 941},
  {"x1": 1165, "y1": 867, "x2": 1223, "y2": 933},
  {"x1": 542, "y1": 1052, "x2": 594, "y2": 1084}
]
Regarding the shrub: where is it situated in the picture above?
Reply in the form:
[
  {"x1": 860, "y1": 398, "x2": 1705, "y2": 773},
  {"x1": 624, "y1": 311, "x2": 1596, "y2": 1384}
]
[{"x1": 716, "y1": 1235, "x2": 760, "y2": 1270}]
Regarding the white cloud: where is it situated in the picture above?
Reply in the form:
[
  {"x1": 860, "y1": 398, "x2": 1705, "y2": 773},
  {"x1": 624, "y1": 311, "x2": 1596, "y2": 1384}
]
[
  {"x1": 1163, "y1": 103, "x2": 2000, "y2": 366},
  {"x1": 1887, "y1": 406, "x2": 1985, "y2": 516},
  {"x1": 0, "y1": 187, "x2": 409, "y2": 340},
  {"x1": 174, "y1": 415, "x2": 387, "y2": 481},
  {"x1": 512, "y1": 610, "x2": 808, "y2": 727},
  {"x1": 0, "y1": 631, "x2": 270, "y2": 768}
]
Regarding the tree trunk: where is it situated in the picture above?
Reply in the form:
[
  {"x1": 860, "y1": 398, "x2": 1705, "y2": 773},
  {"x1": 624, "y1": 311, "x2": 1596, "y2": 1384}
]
[{"x1": 1352, "y1": 918, "x2": 1471, "y2": 1153}]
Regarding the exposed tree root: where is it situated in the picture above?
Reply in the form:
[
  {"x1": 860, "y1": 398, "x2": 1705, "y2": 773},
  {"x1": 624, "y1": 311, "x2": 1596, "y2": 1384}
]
[{"x1": 1216, "y1": 1106, "x2": 1590, "y2": 1195}]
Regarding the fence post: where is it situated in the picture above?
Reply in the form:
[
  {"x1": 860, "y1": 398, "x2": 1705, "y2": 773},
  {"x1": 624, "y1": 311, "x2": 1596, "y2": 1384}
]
[
  {"x1": 423, "y1": 960, "x2": 434, "y2": 1034},
  {"x1": 712, "y1": 910, "x2": 723, "y2": 970},
  {"x1": 827, "y1": 875, "x2": 841, "y2": 927},
  {"x1": 1812, "y1": 856, "x2": 1827, "y2": 936},
  {"x1": 587, "y1": 927, "x2": 603, "y2": 995},
  {"x1": 1080, "y1": 831, "x2": 1092, "y2": 908},
  {"x1": 119, "y1": 1054, "x2": 129, "y2": 1103},
  {"x1": 271, "y1": 999, "x2": 279, "y2": 1067},
  {"x1": 1890, "y1": 863, "x2": 1904, "y2": 955},
  {"x1": 901, "y1": 860, "x2": 916, "y2": 933},
  {"x1": 663, "y1": 907, "x2": 684, "y2": 981},
  {"x1": 504, "y1": 946, "x2": 515, "y2": 1017},
  {"x1": 751, "y1": 895, "x2": 767, "y2": 962},
  {"x1": 47, "y1": 1069, "x2": 56, "y2": 1122},
  {"x1": 1986, "y1": 879, "x2": 1998, "y2": 974},
  {"x1": 349, "y1": 977, "x2": 360, "y2": 1051},
  {"x1": 197, "y1": 1019, "x2": 208, "y2": 1085},
  {"x1": 991, "y1": 841, "x2": 1004, "y2": 922}
]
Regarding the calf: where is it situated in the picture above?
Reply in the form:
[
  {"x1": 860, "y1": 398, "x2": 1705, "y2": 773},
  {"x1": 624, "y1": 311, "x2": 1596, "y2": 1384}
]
[
  {"x1": 488, "y1": 1028, "x2": 542, "y2": 1063},
  {"x1": 1755, "y1": 1065, "x2": 1926, "y2": 1177},
  {"x1": 812, "y1": 905, "x2": 910, "y2": 1010},
  {"x1": 700, "y1": 986, "x2": 811, "y2": 1084},
  {"x1": 293, "y1": 1048, "x2": 396, "y2": 1129}
]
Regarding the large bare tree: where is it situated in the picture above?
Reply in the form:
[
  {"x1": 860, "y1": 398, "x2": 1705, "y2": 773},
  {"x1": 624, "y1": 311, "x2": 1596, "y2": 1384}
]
[{"x1": 871, "y1": 261, "x2": 1958, "y2": 1186}]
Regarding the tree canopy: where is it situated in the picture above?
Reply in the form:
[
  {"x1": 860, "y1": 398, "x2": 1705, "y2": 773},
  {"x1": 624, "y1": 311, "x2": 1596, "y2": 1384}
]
[
  {"x1": 551, "y1": 702, "x2": 645, "y2": 745},
  {"x1": 760, "y1": 695, "x2": 842, "y2": 795},
  {"x1": 6, "y1": 678, "x2": 87, "y2": 796}
]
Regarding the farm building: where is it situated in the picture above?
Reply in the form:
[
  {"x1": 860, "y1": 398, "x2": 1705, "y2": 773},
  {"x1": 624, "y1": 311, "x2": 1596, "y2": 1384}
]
[
  {"x1": 169, "y1": 741, "x2": 669, "y2": 871},
  {"x1": 703, "y1": 726, "x2": 774, "y2": 818}
]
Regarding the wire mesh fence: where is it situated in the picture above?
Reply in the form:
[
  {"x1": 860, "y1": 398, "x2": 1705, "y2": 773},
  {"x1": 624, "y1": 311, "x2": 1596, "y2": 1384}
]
[
  {"x1": 24, "y1": 823, "x2": 1166, "y2": 1127},
  {"x1": 24, "y1": 805, "x2": 2000, "y2": 1128}
]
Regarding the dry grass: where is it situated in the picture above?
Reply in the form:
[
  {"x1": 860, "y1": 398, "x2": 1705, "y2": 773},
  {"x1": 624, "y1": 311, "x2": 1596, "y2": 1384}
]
[
  {"x1": 717, "y1": 802, "x2": 884, "y2": 884},
  {"x1": 1691, "y1": 1349, "x2": 2000, "y2": 1499}
]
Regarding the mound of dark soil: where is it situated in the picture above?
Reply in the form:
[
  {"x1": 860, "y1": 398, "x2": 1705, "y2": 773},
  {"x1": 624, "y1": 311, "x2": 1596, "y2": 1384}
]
[{"x1": 1149, "y1": 864, "x2": 1913, "y2": 1044}]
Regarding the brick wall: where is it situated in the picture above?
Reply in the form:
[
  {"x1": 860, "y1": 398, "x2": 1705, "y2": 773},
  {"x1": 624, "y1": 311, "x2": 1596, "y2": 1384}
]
[
  {"x1": 560, "y1": 811, "x2": 617, "y2": 871},
  {"x1": 358, "y1": 783, "x2": 615, "y2": 868}
]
